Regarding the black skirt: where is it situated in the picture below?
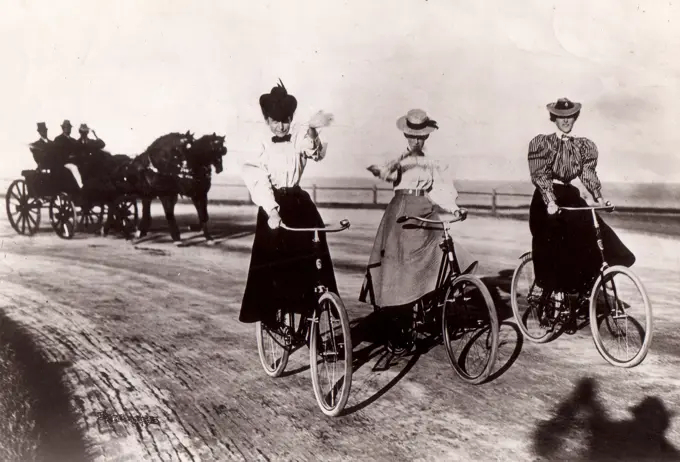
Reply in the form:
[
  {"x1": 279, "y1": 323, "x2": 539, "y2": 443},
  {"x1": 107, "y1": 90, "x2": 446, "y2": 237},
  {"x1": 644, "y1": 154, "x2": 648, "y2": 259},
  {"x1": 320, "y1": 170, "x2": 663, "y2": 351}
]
[
  {"x1": 529, "y1": 184, "x2": 636, "y2": 293},
  {"x1": 239, "y1": 186, "x2": 339, "y2": 324}
]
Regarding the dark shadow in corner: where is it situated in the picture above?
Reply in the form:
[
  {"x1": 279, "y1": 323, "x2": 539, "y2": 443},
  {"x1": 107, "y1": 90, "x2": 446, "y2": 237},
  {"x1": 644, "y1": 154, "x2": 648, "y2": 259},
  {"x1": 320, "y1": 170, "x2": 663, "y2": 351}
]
[
  {"x1": 0, "y1": 311, "x2": 92, "y2": 462},
  {"x1": 532, "y1": 377, "x2": 679, "y2": 461}
]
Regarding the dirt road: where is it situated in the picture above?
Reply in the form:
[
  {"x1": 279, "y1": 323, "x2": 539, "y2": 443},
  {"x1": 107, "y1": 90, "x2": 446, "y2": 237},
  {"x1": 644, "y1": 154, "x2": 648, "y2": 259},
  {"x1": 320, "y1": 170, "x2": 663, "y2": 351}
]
[{"x1": 0, "y1": 204, "x2": 679, "y2": 461}]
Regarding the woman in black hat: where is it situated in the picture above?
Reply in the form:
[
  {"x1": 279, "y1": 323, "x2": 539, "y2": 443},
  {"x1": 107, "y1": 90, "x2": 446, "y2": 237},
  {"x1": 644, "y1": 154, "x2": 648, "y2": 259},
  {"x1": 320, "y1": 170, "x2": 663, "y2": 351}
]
[
  {"x1": 238, "y1": 80, "x2": 337, "y2": 325},
  {"x1": 527, "y1": 97, "x2": 635, "y2": 297},
  {"x1": 360, "y1": 109, "x2": 476, "y2": 314}
]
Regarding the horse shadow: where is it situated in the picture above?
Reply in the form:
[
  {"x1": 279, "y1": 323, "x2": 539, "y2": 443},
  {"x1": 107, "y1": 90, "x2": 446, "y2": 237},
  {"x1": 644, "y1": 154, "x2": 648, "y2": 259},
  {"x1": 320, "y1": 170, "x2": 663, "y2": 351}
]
[
  {"x1": 532, "y1": 377, "x2": 680, "y2": 461},
  {"x1": 131, "y1": 212, "x2": 255, "y2": 247}
]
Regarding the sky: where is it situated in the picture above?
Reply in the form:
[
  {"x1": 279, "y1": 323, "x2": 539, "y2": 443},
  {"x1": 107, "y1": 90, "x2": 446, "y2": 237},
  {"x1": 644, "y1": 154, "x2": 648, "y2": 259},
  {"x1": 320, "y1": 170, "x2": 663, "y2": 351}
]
[{"x1": 1, "y1": 0, "x2": 679, "y2": 184}]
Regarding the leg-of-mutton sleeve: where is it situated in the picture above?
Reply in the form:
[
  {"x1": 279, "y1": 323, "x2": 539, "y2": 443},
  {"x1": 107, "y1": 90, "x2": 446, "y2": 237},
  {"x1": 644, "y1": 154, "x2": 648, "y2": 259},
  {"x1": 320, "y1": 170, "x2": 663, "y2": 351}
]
[
  {"x1": 239, "y1": 150, "x2": 279, "y2": 214},
  {"x1": 429, "y1": 160, "x2": 460, "y2": 214},
  {"x1": 528, "y1": 135, "x2": 557, "y2": 204},
  {"x1": 578, "y1": 139, "x2": 603, "y2": 201}
]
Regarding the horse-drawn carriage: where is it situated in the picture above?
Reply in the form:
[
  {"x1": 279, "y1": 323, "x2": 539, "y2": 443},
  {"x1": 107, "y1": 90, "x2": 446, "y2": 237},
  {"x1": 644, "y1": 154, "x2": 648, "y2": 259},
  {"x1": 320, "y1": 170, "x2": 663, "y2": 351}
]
[
  {"x1": 6, "y1": 130, "x2": 226, "y2": 243},
  {"x1": 5, "y1": 167, "x2": 139, "y2": 239}
]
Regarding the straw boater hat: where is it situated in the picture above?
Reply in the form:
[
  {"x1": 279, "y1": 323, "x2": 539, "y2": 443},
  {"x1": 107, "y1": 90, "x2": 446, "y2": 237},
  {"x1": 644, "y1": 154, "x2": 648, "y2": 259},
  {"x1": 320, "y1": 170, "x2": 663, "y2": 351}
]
[
  {"x1": 546, "y1": 98, "x2": 582, "y2": 117},
  {"x1": 61, "y1": 119, "x2": 72, "y2": 128},
  {"x1": 396, "y1": 109, "x2": 439, "y2": 136},
  {"x1": 37, "y1": 122, "x2": 47, "y2": 131},
  {"x1": 259, "y1": 79, "x2": 298, "y2": 122}
]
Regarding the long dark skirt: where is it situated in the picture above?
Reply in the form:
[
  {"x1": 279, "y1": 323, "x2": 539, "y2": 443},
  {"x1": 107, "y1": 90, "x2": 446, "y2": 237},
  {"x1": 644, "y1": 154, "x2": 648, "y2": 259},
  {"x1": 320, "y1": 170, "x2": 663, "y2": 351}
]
[
  {"x1": 239, "y1": 187, "x2": 338, "y2": 324},
  {"x1": 529, "y1": 184, "x2": 636, "y2": 293},
  {"x1": 359, "y1": 192, "x2": 476, "y2": 310}
]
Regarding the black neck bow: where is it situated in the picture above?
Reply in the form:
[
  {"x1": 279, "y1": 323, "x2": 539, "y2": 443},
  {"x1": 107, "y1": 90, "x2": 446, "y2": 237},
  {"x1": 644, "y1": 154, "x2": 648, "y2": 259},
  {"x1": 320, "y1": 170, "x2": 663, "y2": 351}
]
[{"x1": 271, "y1": 134, "x2": 291, "y2": 143}]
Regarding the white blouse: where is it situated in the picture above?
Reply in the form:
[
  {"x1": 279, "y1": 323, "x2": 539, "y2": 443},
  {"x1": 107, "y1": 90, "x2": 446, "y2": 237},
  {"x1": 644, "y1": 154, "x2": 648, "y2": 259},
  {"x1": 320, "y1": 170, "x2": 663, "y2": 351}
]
[
  {"x1": 376, "y1": 152, "x2": 460, "y2": 213},
  {"x1": 239, "y1": 123, "x2": 327, "y2": 212}
]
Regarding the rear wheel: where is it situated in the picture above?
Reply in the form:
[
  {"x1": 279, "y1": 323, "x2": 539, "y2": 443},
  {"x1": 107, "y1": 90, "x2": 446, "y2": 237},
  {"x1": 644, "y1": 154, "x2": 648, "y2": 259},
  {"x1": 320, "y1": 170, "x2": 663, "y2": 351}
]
[
  {"x1": 589, "y1": 266, "x2": 653, "y2": 368},
  {"x1": 309, "y1": 292, "x2": 353, "y2": 417},
  {"x1": 442, "y1": 274, "x2": 499, "y2": 384},
  {"x1": 49, "y1": 193, "x2": 76, "y2": 239},
  {"x1": 6, "y1": 179, "x2": 41, "y2": 236},
  {"x1": 511, "y1": 253, "x2": 556, "y2": 343},
  {"x1": 256, "y1": 308, "x2": 294, "y2": 377}
]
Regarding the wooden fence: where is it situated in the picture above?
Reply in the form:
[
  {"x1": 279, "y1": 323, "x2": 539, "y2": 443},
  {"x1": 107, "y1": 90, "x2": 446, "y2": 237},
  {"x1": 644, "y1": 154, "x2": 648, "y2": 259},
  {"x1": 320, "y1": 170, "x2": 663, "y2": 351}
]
[{"x1": 2, "y1": 176, "x2": 678, "y2": 217}]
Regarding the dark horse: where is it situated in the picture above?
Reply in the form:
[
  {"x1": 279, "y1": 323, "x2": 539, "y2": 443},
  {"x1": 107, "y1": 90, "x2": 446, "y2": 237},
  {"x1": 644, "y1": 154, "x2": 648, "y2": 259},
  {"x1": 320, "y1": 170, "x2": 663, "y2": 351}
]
[
  {"x1": 129, "y1": 132, "x2": 226, "y2": 244},
  {"x1": 67, "y1": 146, "x2": 137, "y2": 238},
  {"x1": 126, "y1": 131, "x2": 195, "y2": 243}
]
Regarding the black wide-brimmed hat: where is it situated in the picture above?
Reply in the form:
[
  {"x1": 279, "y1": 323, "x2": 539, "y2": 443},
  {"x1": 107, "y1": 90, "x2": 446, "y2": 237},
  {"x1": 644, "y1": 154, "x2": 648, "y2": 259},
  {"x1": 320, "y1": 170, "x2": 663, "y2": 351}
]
[
  {"x1": 259, "y1": 79, "x2": 298, "y2": 122},
  {"x1": 546, "y1": 97, "x2": 582, "y2": 117}
]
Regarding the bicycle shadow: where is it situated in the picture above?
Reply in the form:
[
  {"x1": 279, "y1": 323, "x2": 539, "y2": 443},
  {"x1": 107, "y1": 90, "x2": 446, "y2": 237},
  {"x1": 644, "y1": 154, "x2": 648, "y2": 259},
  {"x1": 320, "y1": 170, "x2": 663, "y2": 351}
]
[
  {"x1": 532, "y1": 377, "x2": 680, "y2": 461},
  {"x1": 479, "y1": 269, "x2": 524, "y2": 381},
  {"x1": 341, "y1": 311, "x2": 423, "y2": 415}
]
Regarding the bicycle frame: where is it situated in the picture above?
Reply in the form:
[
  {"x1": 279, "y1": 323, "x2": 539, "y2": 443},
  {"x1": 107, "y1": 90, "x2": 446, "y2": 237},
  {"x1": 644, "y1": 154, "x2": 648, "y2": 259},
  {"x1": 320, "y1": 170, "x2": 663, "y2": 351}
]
[
  {"x1": 397, "y1": 211, "x2": 467, "y2": 298},
  {"x1": 556, "y1": 203, "x2": 627, "y2": 318},
  {"x1": 278, "y1": 219, "x2": 351, "y2": 346}
]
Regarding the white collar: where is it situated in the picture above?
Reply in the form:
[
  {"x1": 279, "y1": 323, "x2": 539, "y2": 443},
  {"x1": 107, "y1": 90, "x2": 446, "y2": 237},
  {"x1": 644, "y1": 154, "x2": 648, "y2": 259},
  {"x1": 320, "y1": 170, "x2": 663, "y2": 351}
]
[{"x1": 554, "y1": 131, "x2": 576, "y2": 140}]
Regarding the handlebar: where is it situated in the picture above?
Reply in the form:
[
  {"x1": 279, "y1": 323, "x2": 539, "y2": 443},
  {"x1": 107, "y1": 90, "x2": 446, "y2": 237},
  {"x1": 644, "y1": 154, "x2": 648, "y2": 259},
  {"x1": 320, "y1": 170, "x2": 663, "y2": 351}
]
[
  {"x1": 397, "y1": 208, "x2": 468, "y2": 225},
  {"x1": 559, "y1": 201, "x2": 615, "y2": 213},
  {"x1": 280, "y1": 219, "x2": 351, "y2": 233}
]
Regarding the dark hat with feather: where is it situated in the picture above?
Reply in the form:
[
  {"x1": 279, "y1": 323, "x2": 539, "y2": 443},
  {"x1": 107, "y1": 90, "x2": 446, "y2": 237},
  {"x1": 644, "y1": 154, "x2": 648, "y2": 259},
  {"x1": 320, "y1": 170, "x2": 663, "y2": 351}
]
[{"x1": 259, "y1": 79, "x2": 298, "y2": 122}]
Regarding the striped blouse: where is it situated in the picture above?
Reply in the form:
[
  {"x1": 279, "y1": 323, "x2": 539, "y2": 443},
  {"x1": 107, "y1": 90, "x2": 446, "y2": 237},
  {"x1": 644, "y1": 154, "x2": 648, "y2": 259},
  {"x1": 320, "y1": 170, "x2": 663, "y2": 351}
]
[{"x1": 528, "y1": 132, "x2": 602, "y2": 204}]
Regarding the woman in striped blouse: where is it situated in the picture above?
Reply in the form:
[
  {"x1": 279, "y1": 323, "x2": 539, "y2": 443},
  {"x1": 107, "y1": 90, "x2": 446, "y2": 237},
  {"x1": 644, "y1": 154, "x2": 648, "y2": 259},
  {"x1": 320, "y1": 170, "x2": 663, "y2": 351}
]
[{"x1": 528, "y1": 97, "x2": 635, "y2": 296}]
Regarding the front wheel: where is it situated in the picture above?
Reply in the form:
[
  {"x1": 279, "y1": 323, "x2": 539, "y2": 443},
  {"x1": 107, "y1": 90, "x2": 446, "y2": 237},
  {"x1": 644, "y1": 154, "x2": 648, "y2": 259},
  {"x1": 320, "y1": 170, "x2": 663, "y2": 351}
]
[
  {"x1": 442, "y1": 274, "x2": 499, "y2": 384},
  {"x1": 256, "y1": 309, "x2": 294, "y2": 377},
  {"x1": 589, "y1": 266, "x2": 653, "y2": 368},
  {"x1": 309, "y1": 292, "x2": 353, "y2": 417}
]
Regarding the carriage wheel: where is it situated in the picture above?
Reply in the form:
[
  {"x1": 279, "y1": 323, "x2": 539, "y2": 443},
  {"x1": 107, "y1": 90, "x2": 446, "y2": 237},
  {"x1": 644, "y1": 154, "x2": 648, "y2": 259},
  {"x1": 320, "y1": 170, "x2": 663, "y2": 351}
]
[
  {"x1": 49, "y1": 193, "x2": 77, "y2": 239},
  {"x1": 115, "y1": 197, "x2": 139, "y2": 236},
  {"x1": 5, "y1": 179, "x2": 41, "y2": 235},
  {"x1": 78, "y1": 204, "x2": 105, "y2": 234}
]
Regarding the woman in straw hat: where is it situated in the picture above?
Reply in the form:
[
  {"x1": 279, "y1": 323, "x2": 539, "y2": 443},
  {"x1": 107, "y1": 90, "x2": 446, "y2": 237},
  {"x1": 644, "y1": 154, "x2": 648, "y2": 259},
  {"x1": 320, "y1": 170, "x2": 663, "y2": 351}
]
[
  {"x1": 238, "y1": 80, "x2": 337, "y2": 325},
  {"x1": 527, "y1": 97, "x2": 635, "y2": 297},
  {"x1": 360, "y1": 109, "x2": 476, "y2": 321}
]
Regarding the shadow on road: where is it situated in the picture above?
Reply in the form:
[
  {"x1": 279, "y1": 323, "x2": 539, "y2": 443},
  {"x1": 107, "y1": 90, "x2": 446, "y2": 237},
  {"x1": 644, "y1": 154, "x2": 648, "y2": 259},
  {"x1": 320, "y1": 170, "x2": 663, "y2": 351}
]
[
  {"x1": 532, "y1": 377, "x2": 679, "y2": 461},
  {"x1": 0, "y1": 310, "x2": 91, "y2": 462}
]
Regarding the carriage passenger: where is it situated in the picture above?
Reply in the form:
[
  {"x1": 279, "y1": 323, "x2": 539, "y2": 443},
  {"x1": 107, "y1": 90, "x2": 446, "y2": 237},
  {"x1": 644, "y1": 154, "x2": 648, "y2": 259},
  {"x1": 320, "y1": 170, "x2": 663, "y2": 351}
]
[
  {"x1": 237, "y1": 80, "x2": 338, "y2": 326},
  {"x1": 77, "y1": 123, "x2": 106, "y2": 152},
  {"x1": 45, "y1": 119, "x2": 82, "y2": 192}
]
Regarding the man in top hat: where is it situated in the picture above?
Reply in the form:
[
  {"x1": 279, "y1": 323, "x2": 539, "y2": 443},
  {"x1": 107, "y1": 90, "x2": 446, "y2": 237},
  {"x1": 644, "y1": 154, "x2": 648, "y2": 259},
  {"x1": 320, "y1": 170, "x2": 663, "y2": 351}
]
[{"x1": 29, "y1": 122, "x2": 52, "y2": 168}]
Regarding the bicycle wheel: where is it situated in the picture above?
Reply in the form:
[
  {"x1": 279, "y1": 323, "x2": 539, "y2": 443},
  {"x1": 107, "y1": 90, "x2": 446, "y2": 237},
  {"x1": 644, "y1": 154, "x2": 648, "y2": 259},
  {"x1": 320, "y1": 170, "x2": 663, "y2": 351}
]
[
  {"x1": 309, "y1": 292, "x2": 353, "y2": 417},
  {"x1": 256, "y1": 308, "x2": 294, "y2": 377},
  {"x1": 589, "y1": 266, "x2": 653, "y2": 368},
  {"x1": 442, "y1": 274, "x2": 499, "y2": 384},
  {"x1": 510, "y1": 253, "x2": 555, "y2": 343}
]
